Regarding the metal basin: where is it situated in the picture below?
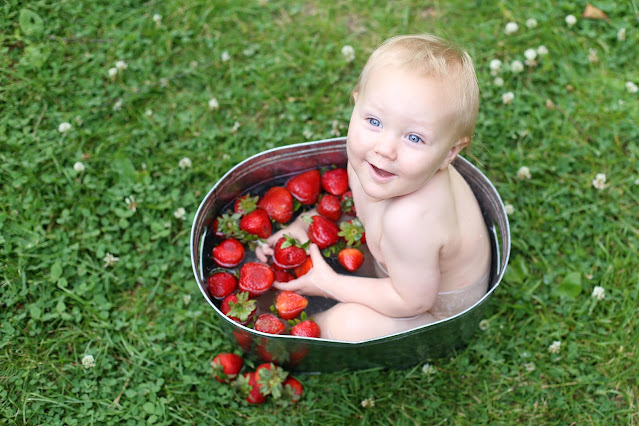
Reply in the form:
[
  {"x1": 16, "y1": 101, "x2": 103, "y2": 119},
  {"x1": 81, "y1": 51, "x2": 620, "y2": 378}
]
[{"x1": 190, "y1": 137, "x2": 510, "y2": 372}]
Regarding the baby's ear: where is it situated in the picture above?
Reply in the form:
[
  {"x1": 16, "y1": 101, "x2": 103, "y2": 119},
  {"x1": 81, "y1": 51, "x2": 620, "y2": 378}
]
[{"x1": 441, "y1": 137, "x2": 470, "y2": 169}]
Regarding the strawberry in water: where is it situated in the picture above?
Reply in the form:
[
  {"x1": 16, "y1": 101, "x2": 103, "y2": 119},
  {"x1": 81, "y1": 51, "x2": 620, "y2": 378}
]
[
  {"x1": 275, "y1": 290, "x2": 308, "y2": 320},
  {"x1": 254, "y1": 313, "x2": 286, "y2": 335},
  {"x1": 234, "y1": 194, "x2": 258, "y2": 215},
  {"x1": 307, "y1": 215, "x2": 340, "y2": 249},
  {"x1": 321, "y1": 168, "x2": 349, "y2": 196},
  {"x1": 282, "y1": 376, "x2": 304, "y2": 403},
  {"x1": 290, "y1": 320, "x2": 321, "y2": 338},
  {"x1": 212, "y1": 238, "x2": 245, "y2": 267},
  {"x1": 286, "y1": 169, "x2": 321, "y2": 205},
  {"x1": 272, "y1": 268, "x2": 295, "y2": 283},
  {"x1": 340, "y1": 190, "x2": 356, "y2": 216},
  {"x1": 293, "y1": 256, "x2": 313, "y2": 278},
  {"x1": 338, "y1": 217, "x2": 366, "y2": 246},
  {"x1": 273, "y1": 236, "x2": 308, "y2": 269},
  {"x1": 211, "y1": 352, "x2": 243, "y2": 383},
  {"x1": 238, "y1": 262, "x2": 275, "y2": 298},
  {"x1": 239, "y1": 208, "x2": 272, "y2": 239},
  {"x1": 317, "y1": 194, "x2": 343, "y2": 222},
  {"x1": 220, "y1": 291, "x2": 256, "y2": 324},
  {"x1": 258, "y1": 186, "x2": 293, "y2": 224},
  {"x1": 337, "y1": 247, "x2": 365, "y2": 272},
  {"x1": 207, "y1": 271, "x2": 237, "y2": 299}
]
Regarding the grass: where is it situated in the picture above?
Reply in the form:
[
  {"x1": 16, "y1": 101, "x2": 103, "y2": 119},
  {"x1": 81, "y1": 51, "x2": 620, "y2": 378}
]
[{"x1": 1, "y1": 0, "x2": 638, "y2": 423}]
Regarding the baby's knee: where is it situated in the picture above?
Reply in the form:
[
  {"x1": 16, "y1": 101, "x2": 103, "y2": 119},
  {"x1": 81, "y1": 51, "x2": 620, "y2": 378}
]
[{"x1": 317, "y1": 303, "x2": 388, "y2": 342}]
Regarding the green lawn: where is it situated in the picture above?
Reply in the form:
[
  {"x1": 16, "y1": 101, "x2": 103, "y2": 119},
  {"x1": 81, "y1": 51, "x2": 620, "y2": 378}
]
[{"x1": 2, "y1": 0, "x2": 638, "y2": 423}]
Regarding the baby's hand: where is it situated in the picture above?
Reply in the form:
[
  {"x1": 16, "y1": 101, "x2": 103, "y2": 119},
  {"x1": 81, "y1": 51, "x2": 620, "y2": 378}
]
[
  {"x1": 273, "y1": 244, "x2": 340, "y2": 300},
  {"x1": 255, "y1": 211, "x2": 312, "y2": 263}
]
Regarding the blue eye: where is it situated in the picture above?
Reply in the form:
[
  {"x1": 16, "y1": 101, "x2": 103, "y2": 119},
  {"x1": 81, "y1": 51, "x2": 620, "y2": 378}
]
[
  {"x1": 407, "y1": 134, "x2": 423, "y2": 143},
  {"x1": 368, "y1": 118, "x2": 381, "y2": 127}
]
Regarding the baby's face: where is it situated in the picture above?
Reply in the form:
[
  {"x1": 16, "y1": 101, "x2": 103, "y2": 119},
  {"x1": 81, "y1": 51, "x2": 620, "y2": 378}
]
[{"x1": 346, "y1": 65, "x2": 461, "y2": 200}]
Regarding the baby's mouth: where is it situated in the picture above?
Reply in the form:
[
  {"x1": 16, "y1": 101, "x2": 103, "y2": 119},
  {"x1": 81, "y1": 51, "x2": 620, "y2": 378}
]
[{"x1": 369, "y1": 163, "x2": 395, "y2": 179}]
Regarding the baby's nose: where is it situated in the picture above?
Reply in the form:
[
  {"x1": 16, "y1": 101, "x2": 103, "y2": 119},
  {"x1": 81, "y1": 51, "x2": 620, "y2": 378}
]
[{"x1": 373, "y1": 133, "x2": 397, "y2": 160}]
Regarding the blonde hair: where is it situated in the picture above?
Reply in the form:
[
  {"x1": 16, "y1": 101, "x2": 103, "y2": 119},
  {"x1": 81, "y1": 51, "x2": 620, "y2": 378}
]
[{"x1": 353, "y1": 34, "x2": 479, "y2": 142}]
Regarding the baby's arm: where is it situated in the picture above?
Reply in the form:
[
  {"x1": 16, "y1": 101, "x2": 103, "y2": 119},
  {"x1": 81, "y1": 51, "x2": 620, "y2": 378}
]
[{"x1": 255, "y1": 208, "x2": 316, "y2": 262}]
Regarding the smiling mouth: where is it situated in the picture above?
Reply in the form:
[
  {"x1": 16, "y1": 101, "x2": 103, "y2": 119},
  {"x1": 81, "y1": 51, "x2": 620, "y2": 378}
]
[{"x1": 369, "y1": 162, "x2": 396, "y2": 179}]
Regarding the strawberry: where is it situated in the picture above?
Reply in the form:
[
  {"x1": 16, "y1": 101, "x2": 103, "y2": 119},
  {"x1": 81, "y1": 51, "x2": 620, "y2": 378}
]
[
  {"x1": 321, "y1": 168, "x2": 349, "y2": 196},
  {"x1": 282, "y1": 376, "x2": 304, "y2": 403},
  {"x1": 272, "y1": 268, "x2": 295, "y2": 283},
  {"x1": 238, "y1": 262, "x2": 275, "y2": 298},
  {"x1": 207, "y1": 271, "x2": 237, "y2": 299},
  {"x1": 338, "y1": 218, "x2": 366, "y2": 246},
  {"x1": 239, "y1": 208, "x2": 272, "y2": 239},
  {"x1": 290, "y1": 320, "x2": 321, "y2": 338},
  {"x1": 214, "y1": 212, "x2": 242, "y2": 239},
  {"x1": 317, "y1": 194, "x2": 342, "y2": 222},
  {"x1": 212, "y1": 238, "x2": 245, "y2": 267},
  {"x1": 211, "y1": 352, "x2": 243, "y2": 383},
  {"x1": 237, "y1": 372, "x2": 267, "y2": 404},
  {"x1": 307, "y1": 215, "x2": 340, "y2": 249},
  {"x1": 233, "y1": 329, "x2": 253, "y2": 351},
  {"x1": 255, "y1": 363, "x2": 288, "y2": 399},
  {"x1": 254, "y1": 313, "x2": 286, "y2": 335},
  {"x1": 273, "y1": 236, "x2": 308, "y2": 269},
  {"x1": 220, "y1": 291, "x2": 256, "y2": 324},
  {"x1": 338, "y1": 247, "x2": 365, "y2": 272},
  {"x1": 258, "y1": 186, "x2": 293, "y2": 224},
  {"x1": 234, "y1": 194, "x2": 258, "y2": 215},
  {"x1": 275, "y1": 290, "x2": 308, "y2": 320},
  {"x1": 293, "y1": 256, "x2": 313, "y2": 278},
  {"x1": 286, "y1": 169, "x2": 321, "y2": 205},
  {"x1": 340, "y1": 190, "x2": 356, "y2": 216}
]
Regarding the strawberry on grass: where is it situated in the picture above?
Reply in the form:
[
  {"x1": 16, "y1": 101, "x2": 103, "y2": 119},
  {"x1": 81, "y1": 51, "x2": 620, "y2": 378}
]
[
  {"x1": 211, "y1": 353, "x2": 244, "y2": 383},
  {"x1": 255, "y1": 363, "x2": 288, "y2": 400},
  {"x1": 236, "y1": 371, "x2": 267, "y2": 404},
  {"x1": 282, "y1": 376, "x2": 304, "y2": 403}
]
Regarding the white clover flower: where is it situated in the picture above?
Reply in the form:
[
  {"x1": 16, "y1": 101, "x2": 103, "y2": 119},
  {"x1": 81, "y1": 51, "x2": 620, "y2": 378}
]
[
  {"x1": 115, "y1": 60, "x2": 128, "y2": 70},
  {"x1": 502, "y1": 92, "x2": 515, "y2": 105},
  {"x1": 526, "y1": 18, "x2": 538, "y2": 29},
  {"x1": 548, "y1": 340, "x2": 561, "y2": 354},
  {"x1": 113, "y1": 98, "x2": 123, "y2": 111},
  {"x1": 360, "y1": 397, "x2": 375, "y2": 408},
  {"x1": 231, "y1": 121, "x2": 240, "y2": 133},
  {"x1": 592, "y1": 286, "x2": 605, "y2": 300},
  {"x1": 159, "y1": 78, "x2": 169, "y2": 87},
  {"x1": 330, "y1": 119, "x2": 341, "y2": 137},
  {"x1": 183, "y1": 294, "x2": 192, "y2": 305},
  {"x1": 174, "y1": 207, "x2": 186, "y2": 220},
  {"x1": 221, "y1": 51, "x2": 230, "y2": 62},
  {"x1": 592, "y1": 173, "x2": 606, "y2": 190},
  {"x1": 73, "y1": 161, "x2": 86, "y2": 172},
  {"x1": 504, "y1": 22, "x2": 519, "y2": 35},
  {"x1": 523, "y1": 362, "x2": 536, "y2": 372},
  {"x1": 153, "y1": 14, "x2": 162, "y2": 25},
  {"x1": 617, "y1": 28, "x2": 626, "y2": 41},
  {"x1": 145, "y1": 109, "x2": 153, "y2": 117},
  {"x1": 504, "y1": 203, "x2": 514, "y2": 215},
  {"x1": 208, "y1": 98, "x2": 219, "y2": 110},
  {"x1": 178, "y1": 157, "x2": 192, "y2": 169},
  {"x1": 565, "y1": 14, "x2": 577, "y2": 27},
  {"x1": 108, "y1": 67, "x2": 118, "y2": 78},
  {"x1": 588, "y1": 49, "x2": 599, "y2": 63},
  {"x1": 517, "y1": 166, "x2": 531, "y2": 180},
  {"x1": 422, "y1": 363, "x2": 436, "y2": 375},
  {"x1": 626, "y1": 81, "x2": 638, "y2": 94},
  {"x1": 524, "y1": 49, "x2": 537, "y2": 61},
  {"x1": 303, "y1": 129, "x2": 313, "y2": 140},
  {"x1": 58, "y1": 122, "x2": 72, "y2": 133},
  {"x1": 341, "y1": 45, "x2": 355, "y2": 63},
  {"x1": 125, "y1": 195, "x2": 137, "y2": 212},
  {"x1": 479, "y1": 319, "x2": 489, "y2": 331},
  {"x1": 81, "y1": 354, "x2": 95, "y2": 369},
  {"x1": 489, "y1": 59, "x2": 502, "y2": 76},
  {"x1": 493, "y1": 77, "x2": 504, "y2": 87},
  {"x1": 103, "y1": 252, "x2": 119, "y2": 268},
  {"x1": 242, "y1": 45, "x2": 257, "y2": 57},
  {"x1": 511, "y1": 60, "x2": 524, "y2": 73},
  {"x1": 537, "y1": 45, "x2": 549, "y2": 56}
]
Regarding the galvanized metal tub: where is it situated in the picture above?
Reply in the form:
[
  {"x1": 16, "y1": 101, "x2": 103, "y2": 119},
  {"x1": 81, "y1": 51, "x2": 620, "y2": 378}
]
[{"x1": 190, "y1": 137, "x2": 510, "y2": 372}]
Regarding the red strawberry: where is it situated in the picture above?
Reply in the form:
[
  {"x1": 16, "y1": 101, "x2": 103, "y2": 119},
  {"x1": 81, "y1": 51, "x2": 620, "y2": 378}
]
[
  {"x1": 338, "y1": 218, "x2": 366, "y2": 246},
  {"x1": 317, "y1": 194, "x2": 342, "y2": 222},
  {"x1": 273, "y1": 236, "x2": 308, "y2": 269},
  {"x1": 238, "y1": 372, "x2": 267, "y2": 404},
  {"x1": 254, "y1": 313, "x2": 286, "y2": 335},
  {"x1": 211, "y1": 353, "x2": 243, "y2": 383},
  {"x1": 340, "y1": 190, "x2": 356, "y2": 216},
  {"x1": 321, "y1": 168, "x2": 349, "y2": 196},
  {"x1": 290, "y1": 320, "x2": 321, "y2": 338},
  {"x1": 207, "y1": 271, "x2": 237, "y2": 299},
  {"x1": 282, "y1": 376, "x2": 304, "y2": 403},
  {"x1": 256, "y1": 363, "x2": 288, "y2": 399},
  {"x1": 233, "y1": 329, "x2": 253, "y2": 351},
  {"x1": 214, "y1": 212, "x2": 242, "y2": 239},
  {"x1": 238, "y1": 262, "x2": 274, "y2": 298},
  {"x1": 272, "y1": 268, "x2": 295, "y2": 283},
  {"x1": 338, "y1": 247, "x2": 365, "y2": 272},
  {"x1": 258, "y1": 186, "x2": 293, "y2": 224},
  {"x1": 286, "y1": 169, "x2": 321, "y2": 205},
  {"x1": 234, "y1": 194, "x2": 258, "y2": 215},
  {"x1": 212, "y1": 238, "x2": 245, "y2": 267},
  {"x1": 239, "y1": 208, "x2": 272, "y2": 239},
  {"x1": 220, "y1": 291, "x2": 256, "y2": 324},
  {"x1": 293, "y1": 256, "x2": 313, "y2": 278},
  {"x1": 275, "y1": 291, "x2": 308, "y2": 320},
  {"x1": 307, "y1": 215, "x2": 340, "y2": 249}
]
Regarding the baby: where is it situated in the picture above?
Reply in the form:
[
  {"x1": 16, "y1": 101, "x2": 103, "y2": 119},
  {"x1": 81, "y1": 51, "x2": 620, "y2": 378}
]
[{"x1": 258, "y1": 34, "x2": 491, "y2": 341}]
